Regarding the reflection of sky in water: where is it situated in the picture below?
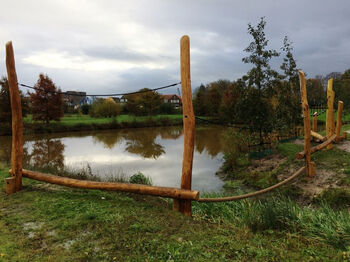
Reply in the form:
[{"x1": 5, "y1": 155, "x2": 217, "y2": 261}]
[{"x1": 24, "y1": 127, "x2": 225, "y2": 192}]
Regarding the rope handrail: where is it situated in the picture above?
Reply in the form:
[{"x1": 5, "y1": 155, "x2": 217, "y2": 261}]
[
  {"x1": 18, "y1": 82, "x2": 181, "y2": 97},
  {"x1": 198, "y1": 166, "x2": 305, "y2": 202}
]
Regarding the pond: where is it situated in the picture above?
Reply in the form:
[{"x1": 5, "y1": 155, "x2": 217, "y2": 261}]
[{"x1": 0, "y1": 126, "x2": 228, "y2": 192}]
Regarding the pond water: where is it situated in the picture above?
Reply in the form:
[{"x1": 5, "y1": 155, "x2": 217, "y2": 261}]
[{"x1": 0, "y1": 126, "x2": 228, "y2": 192}]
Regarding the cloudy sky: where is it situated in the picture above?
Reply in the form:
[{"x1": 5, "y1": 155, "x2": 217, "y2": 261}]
[{"x1": 1, "y1": 0, "x2": 350, "y2": 95}]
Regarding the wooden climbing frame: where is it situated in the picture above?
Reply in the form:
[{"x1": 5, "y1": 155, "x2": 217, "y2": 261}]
[
  {"x1": 296, "y1": 71, "x2": 347, "y2": 176},
  {"x1": 6, "y1": 38, "x2": 346, "y2": 215}
]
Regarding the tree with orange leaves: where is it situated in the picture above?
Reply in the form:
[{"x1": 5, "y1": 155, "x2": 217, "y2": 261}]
[{"x1": 29, "y1": 74, "x2": 63, "y2": 124}]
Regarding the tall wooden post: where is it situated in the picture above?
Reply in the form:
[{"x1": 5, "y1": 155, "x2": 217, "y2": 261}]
[
  {"x1": 298, "y1": 71, "x2": 315, "y2": 177},
  {"x1": 173, "y1": 35, "x2": 195, "y2": 216},
  {"x1": 5, "y1": 41, "x2": 23, "y2": 194},
  {"x1": 335, "y1": 101, "x2": 344, "y2": 142},
  {"x1": 326, "y1": 78, "x2": 335, "y2": 149}
]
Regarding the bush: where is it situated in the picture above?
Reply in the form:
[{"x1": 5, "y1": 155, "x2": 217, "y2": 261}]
[
  {"x1": 90, "y1": 98, "x2": 122, "y2": 118},
  {"x1": 159, "y1": 103, "x2": 175, "y2": 114},
  {"x1": 129, "y1": 172, "x2": 152, "y2": 185},
  {"x1": 222, "y1": 129, "x2": 250, "y2": 172},
  {"x1": 81, "y1": 104, "x2": 90, "y2": 115}
]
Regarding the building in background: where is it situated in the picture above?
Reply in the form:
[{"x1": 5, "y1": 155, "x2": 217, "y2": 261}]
[
  {"x1": 64, "y1": 91, "x2": 87, "y2": 106},
  {"x1": 161, "y1": 94, "x2": 182, "y2": 108}
]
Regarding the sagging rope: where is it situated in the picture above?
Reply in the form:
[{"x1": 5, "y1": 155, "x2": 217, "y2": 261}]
[
  {"x1": 18, "y1": 82, "x2": 181, "y2": 97},
  {"x1": 198, "y1": 166, "x2": 305, "y2": 202}
]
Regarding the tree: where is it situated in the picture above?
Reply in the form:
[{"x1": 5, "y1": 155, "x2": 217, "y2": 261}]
[
  {"x1": 219, "y1": 80, "x2": 244, "y2": 123},
  {"x1": 193, "y1": 84, "x2": 207, "y2": 116},
  {"x1": 306, "y1": 78, "x2": 325, "y2": 105},
  {"x1": 29, "y1": 74, "x2": 63, "y2": 124},
  {"x1": 0, "y1": 76, "x2": 29, "y2": 125},
  {"x1": 239, "y1": 17, "x2": 279, "y2": 143},
  {"x1": 275, "y1": 36, "x2": 302, "y2": 132},
  {"x1": 90, "y1": 98, "x2": 122, "y2": 118},
  {"x1": 334, "y1": 69, "x2": 350, "y2": 110},
  {"x1": 125, "y1": 89, "x2": 162, "y2": 116}
]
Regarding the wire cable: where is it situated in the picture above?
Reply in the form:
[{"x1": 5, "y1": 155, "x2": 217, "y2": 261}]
[{"x1": 18, "y1": 82, "x2": 181, "y2": 97}]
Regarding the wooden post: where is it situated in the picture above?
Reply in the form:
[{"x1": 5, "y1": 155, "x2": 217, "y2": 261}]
[
  {"x1": 173, "y1": 35, "x2": 195, "y2": 216},
  {"x1": 5, "y1": 177, "x2": 16, "y2": 195},
  {"x1": 326, "y1": 78, "x2": 335, "y2": 149},
  {"x1": 298, "y1": 70, "x2": 315, "y2": 177},
  {"x1": 5, "y1": 41, "x2": 23, "y2": 194},
  {"x1": 312, "y1": 112, "x2": 318, "y2": 141},
  {"x1": 335, "y1": 101, "x2": 344, "y2": 142}
]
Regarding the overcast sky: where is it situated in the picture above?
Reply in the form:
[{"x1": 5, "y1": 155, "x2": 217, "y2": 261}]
[{"x1": 1, "y1": 0, "x2": 350, "y2": 95}]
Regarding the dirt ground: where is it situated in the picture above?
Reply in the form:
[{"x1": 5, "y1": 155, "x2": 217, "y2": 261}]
[{"x1": 273, "y1": 138, "x2": 350, "y2": 202}]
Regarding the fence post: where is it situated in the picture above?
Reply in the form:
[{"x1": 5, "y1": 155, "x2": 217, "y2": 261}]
[
  {"x1": 173, "y1": 35, "x2": 195, "y2": 216},
  {"x1": 335, "y1": 101, "x2": 344, "y2": 142},
  {"x1": 5, "y1": 41, "x2": 23, "y2": 194},
  {"x1": 326, "y1": 78, "x2": 335, "y2": 149},
  {"x1": 312, "y1": 112, "x2": 318, "y2": 141},
  {"x1": 298, "y1": 71, "x2": 315, "y2": 177}
]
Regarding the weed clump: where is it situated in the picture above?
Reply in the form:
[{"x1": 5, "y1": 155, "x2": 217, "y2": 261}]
[{"x1": 129, "y1": 172, "x2": 152, "y2": 186}]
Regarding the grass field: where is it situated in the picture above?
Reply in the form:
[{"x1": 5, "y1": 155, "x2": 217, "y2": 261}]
[
  {"x1": 315, "y1": 110, "x2": 350, "y2": 123},
  {"x1": 0, "y1": 114, "x2": 185, "y2": 135},
  {"x1": 23, "y1": 114, "x2": 183, "y2": 126},
  {"x1": 1, "y1": 160, "x2": 350, "y2": 261}
]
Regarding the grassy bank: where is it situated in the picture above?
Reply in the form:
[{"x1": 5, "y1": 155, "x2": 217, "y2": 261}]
[
  {"x1": 0, "y1": 114, "x2": 183, "y2": 135},
  {"x1": 316, "y1": 111, "x2": 350, "y2": 124},
  {"x1": 1, "y1": 162, "x2": 349, "y2": 261}
]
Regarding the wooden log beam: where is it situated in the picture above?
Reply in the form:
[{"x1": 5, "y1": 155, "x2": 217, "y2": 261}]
[
  {"x1": 335, "y1": 101, "x2": 344, "y2": 142},
  {"x1": 296, "y1": 134, "x2": 336, "y2": 159},
  {"x1": 21, "y1": 169, "x2": 200, "y2": 200},
  {"x1": 173, "y1": 35, "x2": 196, "y2": 216},
  {"x1": 298, "y1": 70, "x2": 315, "y2": 177},
  {"x1": 326, "y1": 78, "x2": 335, "y2": 149},
  {"x1": 5, "y1": 41, "x2": 23, "y2": 193},
  {"x1": 310, "y1": 130, "x2": 326, "y2": 142}
]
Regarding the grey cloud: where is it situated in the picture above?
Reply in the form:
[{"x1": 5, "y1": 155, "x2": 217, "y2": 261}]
[{"x1": 1, "y1": 0, "x2": 350, "y2": 94}]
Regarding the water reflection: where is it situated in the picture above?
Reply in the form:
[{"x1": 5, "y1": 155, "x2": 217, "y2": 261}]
[
  {"x1": 93, "y1": 127, "x2": 185, "y2": 159},
  {"x1": 195, "y1": 127, "x2": 224, "y2": 157},
  {"x1": 29, "y1": 138, "x2": 65, "y2": 172},
  {"x1": 2, "y1": 126, "x2": 227, "y2": 192}
]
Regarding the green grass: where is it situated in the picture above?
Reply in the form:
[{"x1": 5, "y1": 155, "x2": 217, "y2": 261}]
[
  {"x1": 316, "y1": 111, "x2": 350, "y2": 123},
  {"x1": 0, "y1": 114, "x2": 185, "y2": 135},
  {"x1": 23, "y1": 114, "x2": 183, "y2": 126},
  {"x1": 1, "y1": 163, "x2": 350, "y2": 261}
]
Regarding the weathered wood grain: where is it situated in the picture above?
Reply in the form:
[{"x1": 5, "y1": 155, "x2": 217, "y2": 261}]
[{"x1": 6, "y1": 41, "x2": 23, "y2": 193}]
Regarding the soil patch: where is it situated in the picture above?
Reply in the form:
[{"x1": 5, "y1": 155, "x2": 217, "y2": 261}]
[
  {"x1": 248, "y1": 154, "x2": 286, "y2": 173},
  {"x1": 336, "y1": 140, "x2": 350, "y2": 153}
]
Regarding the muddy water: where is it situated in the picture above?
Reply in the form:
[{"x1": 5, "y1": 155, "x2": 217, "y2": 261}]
[{"x1": 0, "y1": 126, "x2": 228, "y2": 192}]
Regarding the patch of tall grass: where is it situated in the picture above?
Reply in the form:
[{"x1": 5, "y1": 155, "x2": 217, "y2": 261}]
[
  {"x1": 23, "y1": 163, "x2": 152, "y2": 185},
  {"x1": 193, "y1": 193, "x2": 350, "y2": 249}
]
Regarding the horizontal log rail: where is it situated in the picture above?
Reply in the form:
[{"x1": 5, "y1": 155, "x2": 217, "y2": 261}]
[
  {"x1": 21, "y1": 169, "x2": 200, "y2": 200},
  {"x1": 198, "y1": 166, "x2": 306, "y2": 202},
  {"x1": 296, "y1": 134, "x2": 336, "y2": 159}
]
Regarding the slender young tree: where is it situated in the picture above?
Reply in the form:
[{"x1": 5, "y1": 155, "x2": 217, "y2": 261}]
[
  {"x1": 238, "y1": 17, "x2": 279, "y2": 144},
  {"x1": 275, "y1": 36, "x2": 302, "y2": 131},
  {"x1": 29, "y1": 74, "x2": 63, "y2": 124}
]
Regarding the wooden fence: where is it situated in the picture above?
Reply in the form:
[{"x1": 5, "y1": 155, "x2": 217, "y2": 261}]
[{"x1": 4, "y1": 37, "x2": 347, "y2": 216}]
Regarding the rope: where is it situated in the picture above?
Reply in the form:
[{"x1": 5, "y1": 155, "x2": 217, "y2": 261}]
[
  {"x1": 198, "y1": 166, "x2": 305, "y2": 202},
  {"x1": 18, "y1": 82, "x2": 181, "y2": 97}
]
